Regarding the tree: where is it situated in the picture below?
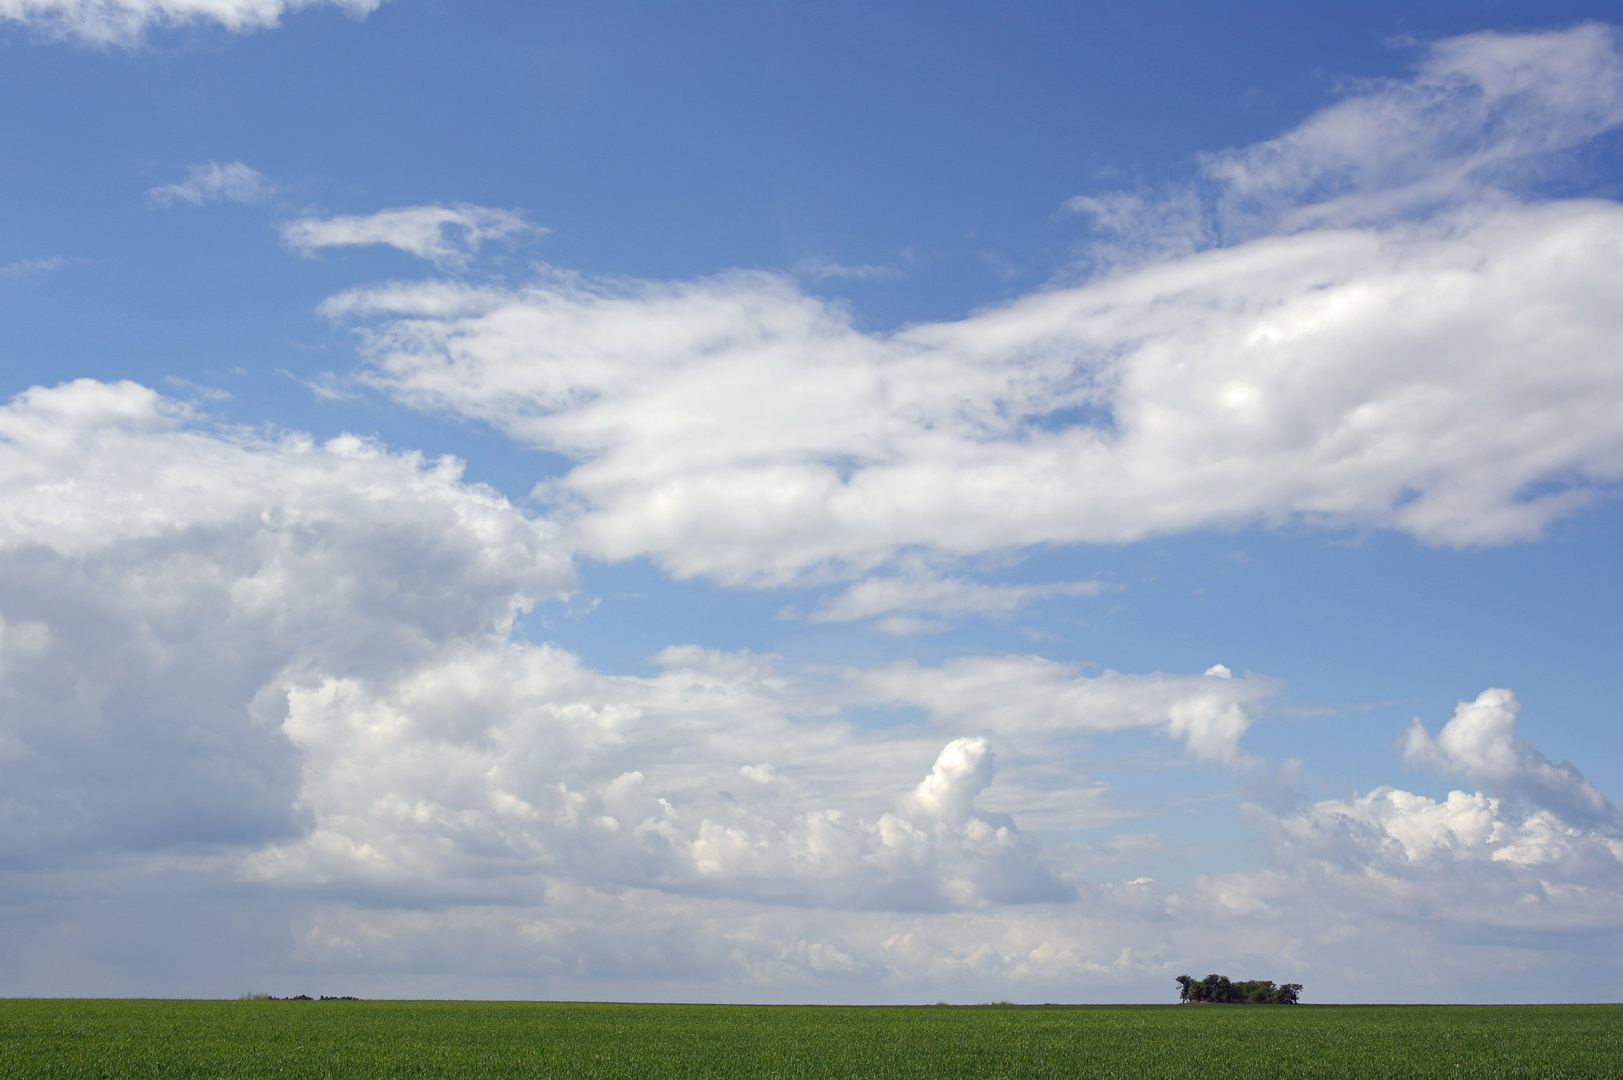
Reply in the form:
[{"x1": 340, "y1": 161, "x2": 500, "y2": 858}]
[{"x1": 1175, "y1": 974, "x2": 1301, "y2": 1003}]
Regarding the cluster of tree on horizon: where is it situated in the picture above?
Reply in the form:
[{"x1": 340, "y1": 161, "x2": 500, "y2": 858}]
[{"x1": 1176, "y1": 975, "x2": 1302, "y2": 1004}]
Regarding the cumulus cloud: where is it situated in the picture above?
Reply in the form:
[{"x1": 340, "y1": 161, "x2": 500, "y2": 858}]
[
  {"x1": 147, "y1": 161, "x2": 274, "y2": 207},
  {"x1": 0, "y1": 0, "x2": 384, "y2": 46},
  {"x1": 244, "y1": 642, "x2": 1271, "y2": 912},
  {"x1": 1265, "y1": 784, "x2": 1620, "y2": 872},
  {"x1": 1202, "y1": 781, "x2": 1623, "y2": 956},
  {"x1": 281, "y1": 205, "x2": 537, "y2": 270},
  {"x1": 1170, "y1": 690, "x2": 1623, "y2": 990},
  {"x1": 0, "y1": 378, "x2": 572, "y2": 861},
  {"x1": 1401, "y1": 688, "x2": 1619, "y2": 830},
  {"x1": 324, "y1": 28, "x2": 1623, "y2": 595},
  {"x1": 237, "y1": 643, "x2": 1268, "y2": 911}
]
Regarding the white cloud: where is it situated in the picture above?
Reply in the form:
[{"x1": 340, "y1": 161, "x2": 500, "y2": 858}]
[
  {"x1": 1168, "y1": 692, "x2": 1623, "y2": 992},
  {"x1": 146, "y1": 161, "x2": 274, "y2": 207},
  {"x1": 1210, "y1": 783, "x2": 1623, "y2": 939},
  {"x1": 236, "y1": 641, "x2": 1270, "y2": 909},
  {"x1": 1266, "y1": 785, "x2": 1621, "y2": 870},
  {"x1": 326, "y1": 28, "x2": 1623, "y2": 591},
  {"x1": 0, "y1": 0, "x2": 383, "y2": 46},
  {"x1": 281, "y1": 205, "x2": 537, "y2": 270},
  {"x1": 234, "y1": 640, "x2": 1270, "y2": 912},
  {"x1": 1401, "y1": 688, "x2": 1619, "y2": 830}
]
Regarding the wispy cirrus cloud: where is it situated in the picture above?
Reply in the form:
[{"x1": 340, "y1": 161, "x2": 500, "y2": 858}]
[
  {"x1": 147, "y1": 161, "x2": 274, "y2": 207},
  {"x1": 281, "y1": 204, "x2": 538, "y2": 270},
  {"x1": 1205, "y1": 24, "x2": 1623, "y2": 233},
  {"x1": 809, "y1": 571, "x2": 1109, "y2": 635},
  {"x1": 795, "y1": 257, "x2": 903, "y2": 282},
  {"x1": 0, "y1": 255, "x2": 78, "y2": 279},
  {"x1": 1069, "y1": 23, "x2": 1623, "y2": 263},
  {"x1": 0, "y1": 0, "x2": 385, "y2": 47}
]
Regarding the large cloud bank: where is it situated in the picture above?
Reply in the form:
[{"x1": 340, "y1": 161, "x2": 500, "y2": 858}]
[
  {"x1": 0, "y1": 380, "x2": 1619, "y2": 999},
  {"x1": 0, "y1": 382, "x2": 1274, "y2": 900},
  {"x1": 0, "y1": 379, "x2": 1293, "y2": 994}
]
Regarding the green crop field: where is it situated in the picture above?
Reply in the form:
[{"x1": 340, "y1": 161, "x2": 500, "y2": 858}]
[{"x1": 1, "y1": 999, "x2": 1618, "y2": 1079}]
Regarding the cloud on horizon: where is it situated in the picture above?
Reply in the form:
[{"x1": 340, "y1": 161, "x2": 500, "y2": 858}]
[{"x1": 1, "y1": 385, "x2": 1614, "y2": 997}]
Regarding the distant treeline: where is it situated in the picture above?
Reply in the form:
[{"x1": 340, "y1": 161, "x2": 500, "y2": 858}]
[{"x1": 1176, "y1": 975, "x2": 1301, "y2": 1004}]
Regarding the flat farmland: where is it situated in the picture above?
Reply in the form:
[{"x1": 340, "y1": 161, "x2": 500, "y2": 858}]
[{"x1": 1, "y1": 999, "x2": 1618, "y2": 1079}]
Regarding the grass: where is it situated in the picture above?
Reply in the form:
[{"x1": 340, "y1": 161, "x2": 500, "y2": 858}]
[{"x1": 0, "y1": 999, "x2": 1619, "y2": 1079}]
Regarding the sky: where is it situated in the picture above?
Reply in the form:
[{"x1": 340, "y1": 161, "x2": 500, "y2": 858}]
[{"x1": 1, "y1": 0, "x2": 1622, "y2": 1004}]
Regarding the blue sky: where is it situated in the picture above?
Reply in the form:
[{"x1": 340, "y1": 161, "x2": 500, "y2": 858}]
[{"x1": 2, "y1": 0, "x2": 1623, "y2": 1003}]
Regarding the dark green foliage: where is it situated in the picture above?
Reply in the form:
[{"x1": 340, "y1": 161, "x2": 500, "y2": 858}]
[
  {"x1": 1, "y1": 998, "x2": 1620, "y2": 1079},
  {"x1": 1176, "y1": 974, "x2": 1302, "y2": 1004}
]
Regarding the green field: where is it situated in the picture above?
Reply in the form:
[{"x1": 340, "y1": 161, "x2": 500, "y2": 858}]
[{"x1": 1, "y1": 999, "x2": 1618, "y2": 1079}]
